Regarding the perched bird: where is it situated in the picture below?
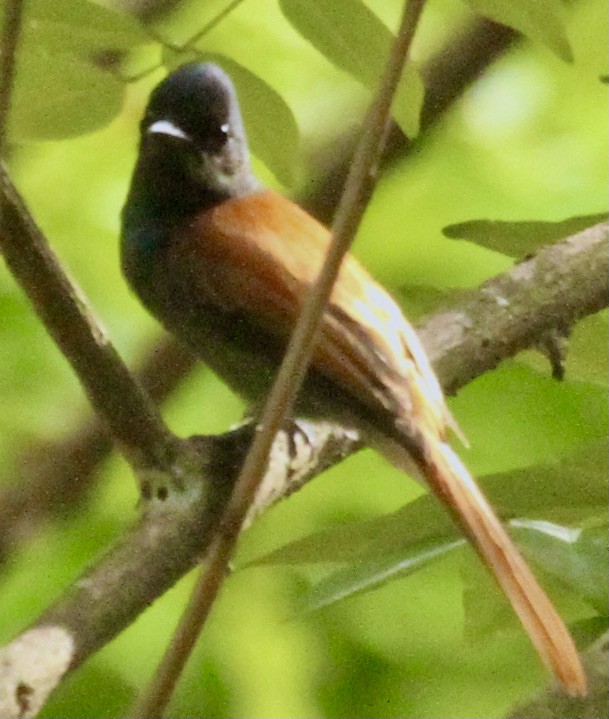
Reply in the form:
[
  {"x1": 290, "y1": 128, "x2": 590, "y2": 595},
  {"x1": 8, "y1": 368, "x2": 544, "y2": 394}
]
[{"x1": 121, "y1": 62, "x2": 586, "y2": 695}]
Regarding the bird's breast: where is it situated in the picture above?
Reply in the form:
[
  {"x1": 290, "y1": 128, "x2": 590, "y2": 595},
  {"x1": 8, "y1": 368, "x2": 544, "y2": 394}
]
[{"x1": 121, "y1": 216, "x2": 287, "y2": 404}]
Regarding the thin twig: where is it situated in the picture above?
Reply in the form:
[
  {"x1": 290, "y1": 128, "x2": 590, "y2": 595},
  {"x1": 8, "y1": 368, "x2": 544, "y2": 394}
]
[
  {"x1": 143, "y1": 0, "x2": 245, "y2": 54},
  {"x1": 182, "y1": 0, "x2": 245, "y2": 49},
  {"x1": 0, "y1": 0, "x2": 25, "y2": 153},
  {"x1": 128, "y1": 0, "x2": 428, "y2": 716},
  {"x1": 0, "y1": 222, "x2": 605, "y2": 719},
  {"x1": 0, "y1": 167, "x2": 182, "y2": 472}
]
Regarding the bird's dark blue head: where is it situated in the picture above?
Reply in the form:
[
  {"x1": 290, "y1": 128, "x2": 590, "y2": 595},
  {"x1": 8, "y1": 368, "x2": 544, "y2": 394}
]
[{"x1": 127, "y1": 63, "x2": 259, "y2": 220}]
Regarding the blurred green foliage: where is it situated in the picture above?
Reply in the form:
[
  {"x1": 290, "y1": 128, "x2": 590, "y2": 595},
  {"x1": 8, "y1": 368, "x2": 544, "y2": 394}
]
[{"x1": 0, "y1": 0, "x2": 607, "y2": 717}]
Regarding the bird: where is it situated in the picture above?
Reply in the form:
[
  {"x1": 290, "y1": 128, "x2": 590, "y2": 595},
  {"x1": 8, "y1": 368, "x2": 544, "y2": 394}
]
[{"x1": 121, "y1": 62, "x2": 586, "y2": 696}]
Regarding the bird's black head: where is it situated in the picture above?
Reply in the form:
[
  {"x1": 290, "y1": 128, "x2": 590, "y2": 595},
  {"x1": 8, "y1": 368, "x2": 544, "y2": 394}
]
[{"x1": 133, "y1": 63, "x2": 259, "y2": 215}]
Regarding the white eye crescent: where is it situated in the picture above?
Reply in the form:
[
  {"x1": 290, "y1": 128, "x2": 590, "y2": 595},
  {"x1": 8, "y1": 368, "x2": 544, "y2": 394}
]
[{"x1": 147, "y1": 120, "x2": 190, "y2": 141}]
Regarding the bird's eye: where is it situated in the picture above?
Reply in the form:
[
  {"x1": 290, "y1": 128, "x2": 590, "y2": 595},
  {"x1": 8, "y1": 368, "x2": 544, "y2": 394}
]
[{"x1": 206, "y1": 122, "x2": 230, "y2": 152}]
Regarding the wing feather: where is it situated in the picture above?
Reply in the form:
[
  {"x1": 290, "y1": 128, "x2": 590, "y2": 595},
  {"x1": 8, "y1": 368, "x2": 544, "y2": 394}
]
[{"x1": 181, "y1": 189, "x2": 450, "y2": 437}]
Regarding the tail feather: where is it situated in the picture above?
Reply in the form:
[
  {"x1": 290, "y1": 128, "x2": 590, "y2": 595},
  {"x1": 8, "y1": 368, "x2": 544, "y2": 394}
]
[{"x1": 414, "y1": 432, "x2": 587, "y2": 697}]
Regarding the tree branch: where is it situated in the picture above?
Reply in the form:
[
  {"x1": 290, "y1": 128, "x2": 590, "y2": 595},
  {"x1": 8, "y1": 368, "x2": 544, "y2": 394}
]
[
  {"x1": 0, "y1": 167, "x2": 184, "y2": 472},
  {"x1": 0, "y1": 221, "x2": 605, "y2": 719},
  {"x1": 423, "y1": 222, "x2": 609, "y2": 395}
]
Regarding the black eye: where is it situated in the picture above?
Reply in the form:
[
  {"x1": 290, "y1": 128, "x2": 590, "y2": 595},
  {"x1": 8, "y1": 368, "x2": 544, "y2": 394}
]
[{"x1": 206, "y1": 122, "x2": 230, "y2": 152}]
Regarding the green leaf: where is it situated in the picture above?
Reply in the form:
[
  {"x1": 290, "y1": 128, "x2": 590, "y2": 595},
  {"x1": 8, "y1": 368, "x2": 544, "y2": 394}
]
[
  {"x1": 147, "y1": 0, "x2": 241, "y2": 47},
  {"x1": 248, "y1": 439, "x2": 608, "y2": 568},
  {"x1": 506, "y1": 625, "x2": 609, "y2": 719},
  {"x1": 302, "y1": 538, "x2": 465, "y2": 614},
  {"x1": 442, "y1": 213, "x2": 608, "y2": 257},
  {"x1": 4, "y1": 0, "x2": 149, "y2": 140},
  {"x1": 244, "y1": 496, "x2": 455, "y2": 567},
  {"x1": 246, "y1": 441, "x2": 607, "y2": 612},
  {"x1": 463, "y1": 517, "x2": 609, "y2": 643},
  {"x1": 462, "y1": 556, "x2": 516, "y2": 643},
  {"x1": 511, "y1": 516, "x2": 609, "y2": 614},
  {"x1": 462, "y1": 0, "x2": 573, "y2": 62},
  {"x1": 279, "y1": 0, "x2": 424, "y2": 137},
  {"x1": 295, "y1": 513, "x2": 609, "y2": 618},
  {"x1": 562, "y1": 312, "x2": 608, "y2": 387},
  {"x1": 9, "y1": 47, "x2": 124, "y2": 141},
  {"x1": 163, "y1": 51, "x2": 299, "y2": 186},
  {"x1": 477, "y1": 439, "x2": 608, "y2": 522},
  {"x1": 21, "y1": 0, "x2": 149, "y2": 55}
]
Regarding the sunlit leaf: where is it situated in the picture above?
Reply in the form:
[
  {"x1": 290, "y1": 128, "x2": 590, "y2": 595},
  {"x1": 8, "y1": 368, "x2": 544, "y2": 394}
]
[
  {"x1": 163, "y1": 50, "x2": 299, "y2": 186},
  {"x1": 462, "y1": 0, "x2": 573, "y2": 62},
  {"x1": 279, "y1": 0, "x2": 424, "y2": 136},
  {"x1": 9, "y1": 48, "x2": 124, "y2": 141},
  {"x1": 147, "y1": 0, "x2": 242, "y2": 47},
  {"x1": 4, "y1": 0, "x2": 149, "y2": 140},
  {"x1": 20, "y1": 0, "x2": 148, "y2": 55},
  {"x1": 442, "y1": 213, "x2": 608, "y2": 257}
]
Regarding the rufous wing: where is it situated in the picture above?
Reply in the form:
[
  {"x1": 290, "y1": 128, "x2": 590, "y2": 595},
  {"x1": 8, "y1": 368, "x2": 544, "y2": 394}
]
[{"x1": 181, "y1": 189, "x2": 449, "y2": 437}]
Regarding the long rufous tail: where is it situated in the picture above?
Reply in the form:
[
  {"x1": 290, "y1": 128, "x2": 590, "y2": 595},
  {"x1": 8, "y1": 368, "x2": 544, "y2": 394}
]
[{"x1": 410, "y1": 431, "x2": 587, "y2": 696}]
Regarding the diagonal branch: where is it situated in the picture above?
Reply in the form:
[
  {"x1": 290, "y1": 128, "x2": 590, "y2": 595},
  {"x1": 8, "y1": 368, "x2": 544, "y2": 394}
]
[
  {"x1": 0, "y1": 221, "x2": 605, "y2": 719},
  {"x1": 0, "y1": 167, "x2": 183, "y2": 472}
]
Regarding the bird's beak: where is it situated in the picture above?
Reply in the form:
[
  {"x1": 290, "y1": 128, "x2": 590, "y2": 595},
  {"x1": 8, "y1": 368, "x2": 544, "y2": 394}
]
[{"x1": 146, "y1": 120, "x2": 190, "y2": 141}]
